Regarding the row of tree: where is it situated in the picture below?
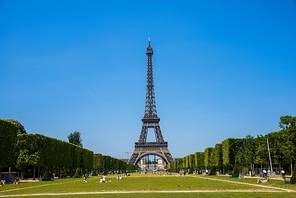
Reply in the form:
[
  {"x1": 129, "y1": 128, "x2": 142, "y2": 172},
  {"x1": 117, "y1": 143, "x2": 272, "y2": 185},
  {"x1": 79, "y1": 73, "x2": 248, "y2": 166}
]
[
  {"x1": 16, "y1": 133, "x2": 93, "y2": 180},
  {"x1": 0, "y1": 119, "x2": 19, "y2": 168},
  {"x1": 167, "y1": 115, "x2": 296, "y2": 177},
  {"x1": 93, "y1": 154, "x2": 137, "y2": 175},
  {"x1": 0, "y1": 119, "x2": 136, "y2": 180}
]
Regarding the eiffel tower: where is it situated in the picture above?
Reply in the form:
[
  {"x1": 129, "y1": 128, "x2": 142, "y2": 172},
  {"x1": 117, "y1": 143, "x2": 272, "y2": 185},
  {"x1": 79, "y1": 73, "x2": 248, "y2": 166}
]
[{"x1": 128, "y1": 37, "x2": 173, "y2": 165}]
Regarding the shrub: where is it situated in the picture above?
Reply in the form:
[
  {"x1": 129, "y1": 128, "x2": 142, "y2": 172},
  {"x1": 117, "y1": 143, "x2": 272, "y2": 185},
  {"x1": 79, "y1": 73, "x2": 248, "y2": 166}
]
[
  {"x1": 232, "y1": 164, "x2": 239, "y2": 178},
  {"x1": 73, "y1": 168, "x2": 82, "y2": 178},
  {"x1": 42, "y1": 168, "x2": 53, "y2": 181}
]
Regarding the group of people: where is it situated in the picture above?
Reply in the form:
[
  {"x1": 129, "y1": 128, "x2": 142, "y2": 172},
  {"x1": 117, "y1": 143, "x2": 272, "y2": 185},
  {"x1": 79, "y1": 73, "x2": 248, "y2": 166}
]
[
  {"x1": 262, "y1": 169, "x2": 286, "y2": 179},
  {"x1": 99, "y1": 175, "x2": 111, "y2": 183},
  {"x1": 257, "y1": 169, "x2": 286, "y2": 184},
  {"x1": 179, "y1": 170, "x2": 186, "y2": 176},
  {"x1": 0, "y1": 177, "x2": 20, "y2": 186},
  {"x1": 84, "y1": 174, "x2": 125, "y2": 183},
  {"x1": 262, "y1": 169, "x2": 269, "y2": 178}
]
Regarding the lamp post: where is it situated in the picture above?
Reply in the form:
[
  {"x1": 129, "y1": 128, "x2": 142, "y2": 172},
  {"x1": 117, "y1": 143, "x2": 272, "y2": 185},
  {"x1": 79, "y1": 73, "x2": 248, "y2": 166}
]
[
  {"x1": 125, "y1": 152, "x2": 131, "y2": 162},
  {"x1": 267, "y1": 138, "x2": 273, "y2": 174}
]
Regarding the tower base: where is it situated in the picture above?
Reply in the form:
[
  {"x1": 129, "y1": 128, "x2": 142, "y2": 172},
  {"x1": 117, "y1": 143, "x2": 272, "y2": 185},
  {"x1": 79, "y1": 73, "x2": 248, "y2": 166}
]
[{"x1": 128, "y1": 142, "x2": 173, "y2": 165}]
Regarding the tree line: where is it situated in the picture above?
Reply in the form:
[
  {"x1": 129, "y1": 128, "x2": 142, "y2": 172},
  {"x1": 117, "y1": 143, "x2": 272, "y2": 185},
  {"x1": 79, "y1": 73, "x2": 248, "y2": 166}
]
[
  {"x1": 0, "y1": 119, "x2": 137, "y2": 180},
  {"x1": 167, "y1": 115, "x2": 296, "y2": 179}
]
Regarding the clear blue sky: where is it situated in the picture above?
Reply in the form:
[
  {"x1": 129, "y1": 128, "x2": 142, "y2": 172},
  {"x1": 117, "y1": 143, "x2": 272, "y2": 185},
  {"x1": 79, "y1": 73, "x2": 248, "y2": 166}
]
[{"x1": 1, "y1": 0, "x2": 296, "y2": 159}]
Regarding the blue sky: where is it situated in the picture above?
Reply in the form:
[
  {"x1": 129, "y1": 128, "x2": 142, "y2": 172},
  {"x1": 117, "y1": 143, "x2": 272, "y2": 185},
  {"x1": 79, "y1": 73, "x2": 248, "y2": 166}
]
[{"x1": 1, "y1": 0, "x2": 296, "y2": 159}]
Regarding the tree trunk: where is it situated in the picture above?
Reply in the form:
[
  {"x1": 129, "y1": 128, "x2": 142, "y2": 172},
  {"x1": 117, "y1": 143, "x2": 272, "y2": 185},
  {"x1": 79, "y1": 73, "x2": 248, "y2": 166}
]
[
  {"x1": 291, "y1": 160, "x2": 293, "y2": 176},
  {"x1": 20, "y1": 171, "x2": 24, "y2": 180},
  {"x1": 33, "y1": 165, "x2": 36, "y2": 180}
]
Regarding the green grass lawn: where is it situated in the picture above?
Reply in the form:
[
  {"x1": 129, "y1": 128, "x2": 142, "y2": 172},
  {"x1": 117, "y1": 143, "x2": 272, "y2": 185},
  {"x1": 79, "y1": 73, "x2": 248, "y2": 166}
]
[{"x1": 1, "y1": 173, "x2": 296, "y2": 197}]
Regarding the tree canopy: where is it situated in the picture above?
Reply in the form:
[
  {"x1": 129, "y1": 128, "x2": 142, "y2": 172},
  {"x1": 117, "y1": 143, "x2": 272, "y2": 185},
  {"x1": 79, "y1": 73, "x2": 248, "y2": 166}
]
[
  {"x1": 68, "y1": 131, "x2": 83, "y2": 147},
  {"x1": 4, "y1": 119, "x2": 26, "y2": 134},
  {"x1": 0, "y1": 119, "x2": 18, "y2": 168}
]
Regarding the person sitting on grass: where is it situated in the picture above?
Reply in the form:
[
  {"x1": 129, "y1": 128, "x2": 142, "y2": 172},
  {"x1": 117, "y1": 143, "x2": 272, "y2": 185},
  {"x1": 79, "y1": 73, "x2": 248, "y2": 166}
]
[
  {"x1": 99, "y1": 175, "x2": 108, "y2": 183},
  {"x1": 257, "y1": 177, "x2": 270, "y2": 183},
  {"x1": 13, "y1": 179, "x2": 19, "y2": 184},
  {"x1": 0, "y1": 180, "x2": 5, "y2": 186}
]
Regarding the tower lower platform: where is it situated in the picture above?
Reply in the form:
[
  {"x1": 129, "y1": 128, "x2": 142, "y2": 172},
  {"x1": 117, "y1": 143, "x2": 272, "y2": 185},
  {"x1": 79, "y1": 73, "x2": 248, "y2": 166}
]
[{"x1": 128, "y1": 142, "x2": 173, "y2": 165}]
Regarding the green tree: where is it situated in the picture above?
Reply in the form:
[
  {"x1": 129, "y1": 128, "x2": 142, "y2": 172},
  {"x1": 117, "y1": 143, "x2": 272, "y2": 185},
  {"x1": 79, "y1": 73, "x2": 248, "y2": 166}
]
[
  {"x1": 194, "y1": 152, "x2": 204, "y2": 173},
  {"x1": 254, "y1": 135, "x2": 268, "y2": 169},
  {"x1": 4, "y1": 119, "x2": 27, "y2": 134},
  {"x1": 0, "y1": 119, "x2": 18, "y2": 168},
  {"x1": 68, "y1": 131, "x2": 83, "y2": 147},
  {"x1": 16, "y1": 134, "x2": 40, "y2": 179},
  {"x1": 16, "y1": 149, "x2": 40, "y2": 179},
  {"x1": 16, "y1": 149, "x2": 29, "y2": 179},
  {"x1": 93, "y1": 153, "x2": 103, "y2": 173},
  {"x1": 279, "y1": 115, "x2": 296, "y2": 175},
  {"x1": 189, "y1": 154, "x2": 195, "y2": 173},
  {"x1": 279, "y1": 115, "x2": 296, "y2": 129},
  {"x1": 222, "y1": 138, "x2": 243, "y2": 170},
  {"x1": 266, "y1": 132, "x2": 284, "y2": 169},
  {"x1": 236, "y1": 135, "x2": 256, "y2": 171},
  {"x1": 214, "y1": 143, "x2": 223, "y2": 173},
  {"x1": 204, "y1": 147, "x2": 214, "y2": 169}
]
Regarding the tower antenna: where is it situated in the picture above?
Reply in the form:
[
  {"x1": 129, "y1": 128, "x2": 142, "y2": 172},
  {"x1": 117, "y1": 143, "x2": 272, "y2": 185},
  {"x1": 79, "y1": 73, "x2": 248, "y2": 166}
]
[{"x1": 148, "y1": 35, "x2": 151, "y2": 46}]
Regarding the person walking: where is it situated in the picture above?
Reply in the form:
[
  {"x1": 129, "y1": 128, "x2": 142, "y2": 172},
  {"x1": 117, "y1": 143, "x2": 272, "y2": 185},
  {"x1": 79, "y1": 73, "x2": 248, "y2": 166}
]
[{"x1": 281, "y1": 169, "x2": 286, "y2": 180}]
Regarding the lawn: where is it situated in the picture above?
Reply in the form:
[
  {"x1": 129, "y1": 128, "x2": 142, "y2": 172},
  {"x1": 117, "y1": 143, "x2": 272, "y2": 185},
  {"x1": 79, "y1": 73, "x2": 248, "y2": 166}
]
[{"x1": 0, "y1": 173, "x2": 296, "y2": 197}]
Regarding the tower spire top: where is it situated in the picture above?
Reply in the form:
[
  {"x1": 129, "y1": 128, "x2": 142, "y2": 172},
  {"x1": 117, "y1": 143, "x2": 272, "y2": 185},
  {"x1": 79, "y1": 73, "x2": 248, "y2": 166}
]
[{"x1": 146, "y1": 35, "x2": 153, "y2": 54}]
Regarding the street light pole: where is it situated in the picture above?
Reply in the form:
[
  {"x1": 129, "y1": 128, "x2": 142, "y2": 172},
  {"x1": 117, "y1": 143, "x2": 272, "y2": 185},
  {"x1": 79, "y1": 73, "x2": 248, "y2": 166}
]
[
  {"x1": 125, "y1": 152, "x2": 131, "y2": 161},
  {"x1": 267, "y1": 138, "x2": 273, "y2": 174}
]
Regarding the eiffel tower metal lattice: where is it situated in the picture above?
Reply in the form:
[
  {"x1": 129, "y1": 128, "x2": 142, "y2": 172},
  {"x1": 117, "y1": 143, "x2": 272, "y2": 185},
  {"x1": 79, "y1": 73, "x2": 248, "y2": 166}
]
[{"x1": 128, "y1": 37, "x2": 173, "y2": 165}]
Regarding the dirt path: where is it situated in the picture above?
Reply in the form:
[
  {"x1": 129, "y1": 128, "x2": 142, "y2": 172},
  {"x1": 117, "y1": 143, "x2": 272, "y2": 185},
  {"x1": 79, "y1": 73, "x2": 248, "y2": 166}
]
[
  {"x1": 0, "y1": 189, "x2": 294, "y2": 197},
  {"x1": 193, "y1": 175, "x2": 295, "y2": 192}
]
